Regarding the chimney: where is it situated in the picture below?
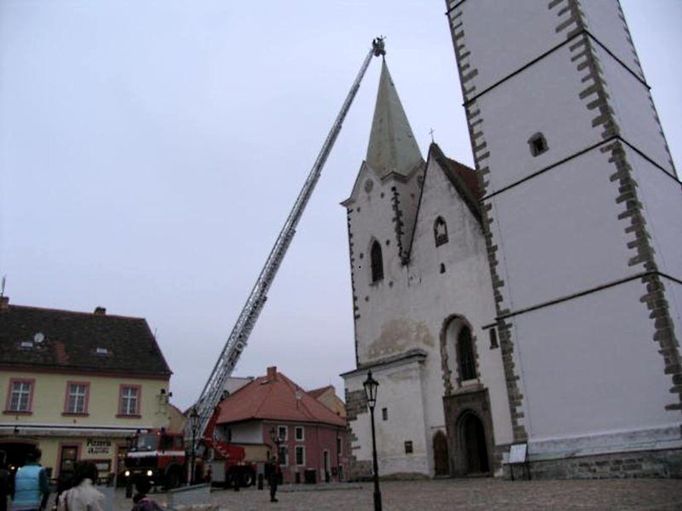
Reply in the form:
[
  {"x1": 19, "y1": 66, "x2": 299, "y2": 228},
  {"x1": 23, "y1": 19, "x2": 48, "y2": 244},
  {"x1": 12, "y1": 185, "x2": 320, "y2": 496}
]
[
  {"x1": 94, "y1": 306, "x2": 106, "y2": 315},
  {"x1": 266, "y1": 366, "x2": 277, "y2": 381},
  {"x1": 0, "y1": 296, "x2": 8, "y2": 312}
]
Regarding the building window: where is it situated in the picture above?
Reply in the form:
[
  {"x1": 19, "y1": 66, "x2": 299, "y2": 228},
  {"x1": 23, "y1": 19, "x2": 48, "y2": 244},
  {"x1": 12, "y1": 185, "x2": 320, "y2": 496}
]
[
  {"x1": 278, "y1": 446, "x2": 289, "y2": 466},
  {"x1": 5, "y1": 379, "x2": 34, "y2": 413},
  {"x1": 434, "y1": 217, "x2": 449, "y2": 246},
  {"x1": 65, "y1": 382, "x2": 90, "y2": 415},
  {"x1": 404, "y1": 441, "x2": 413, "y2": 454},
  {"x1": 528, "y1": 132, "x2": 548, "y2": 156},
  {"x1": 277, "y1": 425, "x2": 288, "y2": 441},
  {"x1": 370, "y1": 240, "x2": 384, "y2": 283},
  {"x1": 381, "y1": 407, "x2": 388, "y2": 421},
  {"x1": 118, "y1": 385, "x2": 141, "y2": 416},
  {"x1": 295, "y1": 426, "x2": 304, "y2": 441},
  {"x1": 489, "y1": 328, "x2": 499, "y2": 349},
  {"x1": 457, "y1": 326, "x2": 477, "y2": 381},
  {"x1": 337, "y1": 436, "x2": 342, "y2": 456},
  {"x1": 295, "y1": 445, "x2": 305, "y2": 466}
]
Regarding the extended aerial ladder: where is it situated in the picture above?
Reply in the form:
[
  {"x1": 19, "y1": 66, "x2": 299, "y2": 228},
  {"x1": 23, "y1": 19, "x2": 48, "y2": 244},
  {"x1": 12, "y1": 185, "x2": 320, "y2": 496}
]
[{"x1": 187, "y1": 38, "x2": 386, "y2": 448}]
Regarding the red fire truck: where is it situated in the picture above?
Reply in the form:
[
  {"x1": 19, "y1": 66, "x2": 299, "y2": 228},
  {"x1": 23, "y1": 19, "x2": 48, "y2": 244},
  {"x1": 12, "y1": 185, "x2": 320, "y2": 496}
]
[{"x1": 123, "y1": 428, "x2": 256, "y2": 492}]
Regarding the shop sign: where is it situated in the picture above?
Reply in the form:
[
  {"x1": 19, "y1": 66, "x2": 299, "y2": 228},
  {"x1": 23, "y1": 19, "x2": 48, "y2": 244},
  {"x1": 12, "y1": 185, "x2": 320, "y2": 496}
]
[{"x1": 86, "y1": 438, "x2": 112, "y2": 455}]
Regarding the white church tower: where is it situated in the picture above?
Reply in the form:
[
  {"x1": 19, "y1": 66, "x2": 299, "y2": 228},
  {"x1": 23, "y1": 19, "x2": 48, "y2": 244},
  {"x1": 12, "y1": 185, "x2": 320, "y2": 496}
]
[{"x1": 446, "y1": 0, "x2": 682, "y2": 477}]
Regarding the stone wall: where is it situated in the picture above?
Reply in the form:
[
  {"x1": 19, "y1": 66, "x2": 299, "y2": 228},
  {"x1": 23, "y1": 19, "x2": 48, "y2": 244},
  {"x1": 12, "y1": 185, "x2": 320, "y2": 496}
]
[{"x1": 507, "y1": 449, "x2": 682, "y2": 480}]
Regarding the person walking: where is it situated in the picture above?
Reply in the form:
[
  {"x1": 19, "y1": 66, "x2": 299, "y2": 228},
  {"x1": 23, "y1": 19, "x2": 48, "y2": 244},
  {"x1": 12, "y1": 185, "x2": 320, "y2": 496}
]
[
  {"x1": 56, "y1": 462, "x2": 104, "y2": 511},
  {"x1": 266, "y1": 456, "x2": 280, "y2": 503},
  {"x1": 11, "y1": 448, "x2": 49, "y2": 511},
  {"x1": 0, "y1": 451, "x2": 10, "y2": 511}
]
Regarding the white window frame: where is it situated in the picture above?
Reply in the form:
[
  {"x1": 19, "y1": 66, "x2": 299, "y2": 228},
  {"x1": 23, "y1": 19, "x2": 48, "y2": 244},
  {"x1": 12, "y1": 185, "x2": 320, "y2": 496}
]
[
  {"x1": 66, "y1": 383, "x2": 88, "y2": 414},
  {"x1": 9, "y1": 381, "x2": 32, "y2": 412},
  {"x1": 277, "y1": 425, "x2": 288, "y2": 441},
  {"x1": 119, "y1": 385, "x2": 140, "y2": 416},
  {"x1": 295, "y1": 426, "x2": 304, "y2": 441}
]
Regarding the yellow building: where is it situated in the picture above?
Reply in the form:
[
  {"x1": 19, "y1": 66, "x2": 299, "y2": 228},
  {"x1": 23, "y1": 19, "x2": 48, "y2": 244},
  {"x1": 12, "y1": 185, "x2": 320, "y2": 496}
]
[{"x1": 0, "y1": 297, "x2": 173, "y2": 483}]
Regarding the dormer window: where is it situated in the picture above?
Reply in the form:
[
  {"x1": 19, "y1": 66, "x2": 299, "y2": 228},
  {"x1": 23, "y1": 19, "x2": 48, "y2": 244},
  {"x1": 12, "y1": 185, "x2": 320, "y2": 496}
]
[
  {"x1": 20, "y1": 341, "x2": 34, "y2": 350},
  {"x1": 95, "y1": 347, "x2": 109, "y2": 356},
  {"x1": 370, "y1": 240, "x2": 384, "y2": 283},
  {"x1": 528, "y1": 132, "x2": 548, "y2": 157},
  {"x1": 434, "y1": 217, "x2": 448, "y2": 247}
]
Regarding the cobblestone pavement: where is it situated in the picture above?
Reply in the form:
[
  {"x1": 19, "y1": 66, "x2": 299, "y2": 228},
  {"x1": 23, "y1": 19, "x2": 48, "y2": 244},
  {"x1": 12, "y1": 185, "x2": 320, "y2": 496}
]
[{"x1": 104, "y1": 478, "x2": 682, "y2": 511}]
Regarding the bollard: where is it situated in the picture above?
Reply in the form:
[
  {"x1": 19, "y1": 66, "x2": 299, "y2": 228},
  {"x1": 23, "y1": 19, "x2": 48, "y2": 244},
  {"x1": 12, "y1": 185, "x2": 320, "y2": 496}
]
[{"x1": 257, "y1": 473, "x2": 264, "y2": 490}]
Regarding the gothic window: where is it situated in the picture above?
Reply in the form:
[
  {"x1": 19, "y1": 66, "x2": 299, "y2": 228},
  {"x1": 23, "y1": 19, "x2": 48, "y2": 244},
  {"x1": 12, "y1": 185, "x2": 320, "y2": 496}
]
[
  {"x1": 434, "y1": 217, "x2": 448, "y2": 246},
  {"x1": 528, "y1": 132, "x2": 548, "y2": 157},
  {"x1": 457, "y1": 326, "x2": 477, "y2": 381},
  {"x1": 370, "y1": 240, "x2": 384, "y2": 283}
]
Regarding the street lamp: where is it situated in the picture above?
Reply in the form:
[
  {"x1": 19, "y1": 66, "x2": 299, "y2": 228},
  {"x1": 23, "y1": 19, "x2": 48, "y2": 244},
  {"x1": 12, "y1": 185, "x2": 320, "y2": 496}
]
[
  {"x1": 188, "y1": 406, "x2": 200, "y2": 485},
  {"x1": 269, "y1": 427, "x2": 282, "y2": 461},
  {"x1": 363, "y1": 370, "x2": 382, "y2": 511}
]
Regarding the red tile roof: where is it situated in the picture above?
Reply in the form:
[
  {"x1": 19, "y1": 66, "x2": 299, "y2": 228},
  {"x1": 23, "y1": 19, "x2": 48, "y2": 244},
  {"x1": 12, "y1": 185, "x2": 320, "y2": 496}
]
[{"x1": 215, "y1": 368, "x2": 346, "y2": 427}]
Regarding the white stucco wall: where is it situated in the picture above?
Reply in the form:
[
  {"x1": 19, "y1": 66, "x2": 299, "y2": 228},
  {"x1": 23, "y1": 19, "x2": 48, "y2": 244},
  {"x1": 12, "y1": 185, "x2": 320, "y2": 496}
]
[
  {"x1": 513, "y1": 279, "x2": 679, "y2": 450},
  {"x1": 597, "y1": 44, "x2": 675, "y2": 175},
  {"x1": 344, "y1": 359, "x2": 429, "y2": 476},
  {"x1": 630, "y1": 150, "x2": 682, "y2": 278},
  {"x1": 449, "y1": 0, "x2": 565, "y2": 95},
  {"x1": 488, "y1": 150, "x2": 634, "y2": 312},
  {"x1": 579, "y1": 0, "x2": 644, "y2": 80}
]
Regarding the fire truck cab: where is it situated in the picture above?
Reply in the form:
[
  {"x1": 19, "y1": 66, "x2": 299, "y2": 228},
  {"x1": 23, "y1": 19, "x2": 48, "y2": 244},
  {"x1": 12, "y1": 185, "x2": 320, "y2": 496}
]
[{"x1": 123, "y1": 429, "x2": 186, "y2": 491}]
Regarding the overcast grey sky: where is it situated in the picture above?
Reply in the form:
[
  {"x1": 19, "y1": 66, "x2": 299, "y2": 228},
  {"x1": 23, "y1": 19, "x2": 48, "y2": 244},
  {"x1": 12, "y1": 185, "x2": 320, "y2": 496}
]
[{"x1": 1, "y1": 1, "x2": 680, "y2": 410}]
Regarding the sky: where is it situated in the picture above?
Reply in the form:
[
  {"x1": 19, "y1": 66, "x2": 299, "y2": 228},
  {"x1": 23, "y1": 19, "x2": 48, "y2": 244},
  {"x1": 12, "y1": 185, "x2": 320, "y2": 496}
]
[{"x1": 1, "y1": 1, "x2": 680, "y2": 410}]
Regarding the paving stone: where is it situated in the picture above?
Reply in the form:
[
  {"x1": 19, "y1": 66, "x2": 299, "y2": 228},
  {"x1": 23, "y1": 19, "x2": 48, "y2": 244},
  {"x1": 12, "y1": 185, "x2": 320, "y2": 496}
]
[{"x1": 101, "y1": 478, "x2": 682, "y2": 511}]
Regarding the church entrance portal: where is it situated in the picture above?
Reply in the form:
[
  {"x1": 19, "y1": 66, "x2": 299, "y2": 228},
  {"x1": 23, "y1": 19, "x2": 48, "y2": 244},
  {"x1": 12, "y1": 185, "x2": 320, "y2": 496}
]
[
  {"x1": 443, "y1": 388, "x2": 495, "y2": 477},
  {"x1": 459, "y1": 412, "x2": 489, "y2": 474}
]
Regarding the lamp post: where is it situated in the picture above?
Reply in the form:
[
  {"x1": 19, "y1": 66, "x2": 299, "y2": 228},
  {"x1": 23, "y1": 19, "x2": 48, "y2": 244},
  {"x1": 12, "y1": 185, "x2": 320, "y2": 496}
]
[
  {"x1": 188, "y1": 406, "x2": 200, "y2": 486},
  {"x1": 363, "y1": 370, "x2": 382, "y2": 511},
  {"x1": 269, "y1": 427, "x2": 283, "y2": 486},
  {"x1": 269, "y1": 427, "x2": 282, "y2": 463}
]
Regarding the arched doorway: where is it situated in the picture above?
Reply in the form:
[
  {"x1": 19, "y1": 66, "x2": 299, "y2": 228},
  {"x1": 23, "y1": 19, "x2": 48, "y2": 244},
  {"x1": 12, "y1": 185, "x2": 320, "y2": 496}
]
[
  {"x1": 432, "y1": 431, "x2": 449, "y2": 476},
  {"x1": 459, "y1": 412, "x2": 489, "y2": 474}
]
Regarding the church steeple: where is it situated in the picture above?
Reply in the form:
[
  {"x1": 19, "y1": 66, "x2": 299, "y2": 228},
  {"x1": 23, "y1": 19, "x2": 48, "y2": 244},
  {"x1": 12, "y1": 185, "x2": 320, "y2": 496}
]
[{"x1": 366, "y1": 60, "x2": 423, "y2": 178}]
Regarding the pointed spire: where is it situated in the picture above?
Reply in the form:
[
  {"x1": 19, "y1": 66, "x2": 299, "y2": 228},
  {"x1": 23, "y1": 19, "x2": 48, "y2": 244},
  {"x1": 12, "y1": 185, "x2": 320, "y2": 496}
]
[{"x1": 366, "y1": 60, "x2": 423, "y2": 178}]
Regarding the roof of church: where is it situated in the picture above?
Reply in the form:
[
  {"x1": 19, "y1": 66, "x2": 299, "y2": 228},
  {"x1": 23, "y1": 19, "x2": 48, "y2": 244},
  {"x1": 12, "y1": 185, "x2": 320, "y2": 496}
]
[
  {"x1": 215, "y1": 367, "x2": 346, "y2": 427},
  {"x1": 429, "y1": 143, "x2": 482, "y2": 220},
  {"x1": 365, "y1": 60, "x2": 424, "y2": 178},
  {"x1": 0, "y1": 299, "x2": 172, "y2": 377}
]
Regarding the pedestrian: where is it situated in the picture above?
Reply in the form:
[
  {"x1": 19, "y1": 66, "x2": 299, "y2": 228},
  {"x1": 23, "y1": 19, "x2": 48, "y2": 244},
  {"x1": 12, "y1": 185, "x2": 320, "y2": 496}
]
[
  {"x1": 56, "y1": 461, "x2": 104, "y2": 511},
  {"x1": 0, "y1": 451, "x2": 10, "y2": 511},
  {"x1": 266, "y1": 456, "x2": 280, "y2": 503},
  {"x1": 130, "y1": 480, "x2": 163, "y2": 511},
  {"x1": 11, "y1": 448, "x2": 49, "y2": 511}
]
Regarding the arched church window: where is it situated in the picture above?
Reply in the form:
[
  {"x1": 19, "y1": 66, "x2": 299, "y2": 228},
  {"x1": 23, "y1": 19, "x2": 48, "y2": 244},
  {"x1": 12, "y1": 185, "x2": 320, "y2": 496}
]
[
  {"x1": 370, "y1": 240, "x2": 384, "y2": 283},
  {"x1": 434, "y1": 217, "x2": 449, "y2": 247},
  {"x1": 457, "y1": 326, "x2": 476, "y2": 381}
]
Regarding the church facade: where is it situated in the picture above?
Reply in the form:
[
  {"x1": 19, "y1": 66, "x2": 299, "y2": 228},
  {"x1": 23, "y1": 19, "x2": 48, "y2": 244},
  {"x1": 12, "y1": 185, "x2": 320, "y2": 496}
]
[
  {"x1": 342, "y1": 0, "x2": 681, "y2": 480},
  {"x1": 341, "y1": 61, "x2": 513, "y2": 478}
]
